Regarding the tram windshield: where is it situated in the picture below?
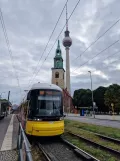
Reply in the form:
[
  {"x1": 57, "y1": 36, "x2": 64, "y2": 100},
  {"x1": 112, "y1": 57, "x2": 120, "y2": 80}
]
[{"x1": 28, "y1": 90, "x2": 63, "y2": 117}]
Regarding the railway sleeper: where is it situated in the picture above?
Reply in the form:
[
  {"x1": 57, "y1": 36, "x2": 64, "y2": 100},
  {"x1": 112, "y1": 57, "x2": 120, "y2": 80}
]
[{"x1": 47, "y1": 152, "x2": 59, "y2": 161}]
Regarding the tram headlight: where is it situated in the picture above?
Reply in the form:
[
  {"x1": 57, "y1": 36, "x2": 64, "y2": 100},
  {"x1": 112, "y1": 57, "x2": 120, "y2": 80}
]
[
  {"x1": 59, "y1": 117, "x2": 64, "y2": 120},
  {"x1": 33, "y1": 118, "x2": 42, "y2": 121},
  {"x1": 27, "y1": 118, "x2": 42, "y2": 121},
  {"x1": 36, "y1": 118, "x2": 42, "y2": 121}
]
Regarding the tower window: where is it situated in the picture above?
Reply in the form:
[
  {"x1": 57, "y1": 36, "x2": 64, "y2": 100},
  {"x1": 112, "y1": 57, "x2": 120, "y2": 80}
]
[
  {"x1": 63, "y1": 73, "x2": 64, "y2": 79},
  {"x1": 55, "y1": 72, "x2": 59, "y2": 78},
  {"x1": 57, "y1": 49, "x2": 59, "y2": 53},
  {"x1": 56, "y1": 82, "x2": 58, "y2": 85}
]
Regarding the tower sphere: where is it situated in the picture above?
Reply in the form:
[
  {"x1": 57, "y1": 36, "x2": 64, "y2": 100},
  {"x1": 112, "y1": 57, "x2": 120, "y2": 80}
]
[{"x1": 63, "y1": 36, "x2": 72, "y2": 47}]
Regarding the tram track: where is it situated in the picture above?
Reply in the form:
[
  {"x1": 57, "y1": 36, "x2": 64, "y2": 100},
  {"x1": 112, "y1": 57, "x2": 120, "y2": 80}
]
[
  {"x1": 36, "y1": 137, "x2": 99, "y2": 161},
  {"x1": 78, "y1": 128, "x2": 120, "y2": 144},
  {"x1": 67, "y1": 131, "x2": 120, "y2": 158}
]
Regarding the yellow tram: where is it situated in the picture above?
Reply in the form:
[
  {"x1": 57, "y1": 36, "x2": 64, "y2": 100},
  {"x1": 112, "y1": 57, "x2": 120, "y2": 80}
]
[{"x1": 21, "y1": 83, "x2": 64, "y2": 136}]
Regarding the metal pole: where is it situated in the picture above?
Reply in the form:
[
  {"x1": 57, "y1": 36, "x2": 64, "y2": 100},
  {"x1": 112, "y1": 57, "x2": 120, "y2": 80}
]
[
  {"x1": 8, "y1": 91, "x2": 10, "y2": 101},
  {"x1": 7, "y1": 91, "x2": 11, "y2": 115},
  {"x1": 0, "y1": 102, "x2": 1, "y2": 116},
  {"x1": 88, "y1": 71, "x2": 95, "y2": 118}
]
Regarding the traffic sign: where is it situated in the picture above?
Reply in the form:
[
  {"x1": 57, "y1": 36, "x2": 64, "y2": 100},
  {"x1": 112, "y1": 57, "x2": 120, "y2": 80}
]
[{"x1": 93, "y1": 102, "x2": 96, "y2": 107}]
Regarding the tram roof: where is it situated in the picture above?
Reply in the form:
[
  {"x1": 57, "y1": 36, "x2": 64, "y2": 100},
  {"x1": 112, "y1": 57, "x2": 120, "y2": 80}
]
[{"x1": 31, "y1": 83, "x2": 62, "y2": 91}]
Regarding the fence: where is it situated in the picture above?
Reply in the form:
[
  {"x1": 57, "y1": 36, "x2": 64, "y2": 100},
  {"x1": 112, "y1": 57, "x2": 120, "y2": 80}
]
[{"x1": 17, "y1": 121, "x2": 33, "y2": 161}]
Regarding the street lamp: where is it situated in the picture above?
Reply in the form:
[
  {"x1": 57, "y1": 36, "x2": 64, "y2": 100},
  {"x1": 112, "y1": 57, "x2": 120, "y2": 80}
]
[{"x1": 88, "y1": 71, "x2": 95, "y2": 118}]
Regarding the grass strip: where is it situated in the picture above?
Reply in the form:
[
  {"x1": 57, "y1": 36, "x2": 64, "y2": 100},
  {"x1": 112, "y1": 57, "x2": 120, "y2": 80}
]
[
  {"x1": 65, "y1": 126, "x2": 120, "y2": 152},
  {"x1": 65, "y1": 119, "x2": 120, "y2": 139},
  {"x1": 63, "y1": 133, "x2": 119, "y2": 161}
]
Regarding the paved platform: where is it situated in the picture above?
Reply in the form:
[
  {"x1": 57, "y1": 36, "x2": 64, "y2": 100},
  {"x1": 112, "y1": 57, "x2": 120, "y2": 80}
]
[
  {"x1": 66, "y1": 114, "x2": 120, "y2": 129},
  {"x1": 66, "y1": 113, "x2": 120, "y2": 121},
  {"x1": 0, "y1": 150, "x2": 18, "y2": 161},
  {"x1": 0, "y1": 114, "x2": 19, "y2": 161}
]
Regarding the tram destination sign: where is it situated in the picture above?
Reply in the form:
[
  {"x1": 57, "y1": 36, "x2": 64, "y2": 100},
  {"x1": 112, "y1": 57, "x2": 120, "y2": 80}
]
[{"x1": 39, "y1": 90, "x2": 60, "y2": 95}]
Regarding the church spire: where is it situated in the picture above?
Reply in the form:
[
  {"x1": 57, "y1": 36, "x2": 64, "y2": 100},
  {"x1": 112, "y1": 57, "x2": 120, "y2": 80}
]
[
  {"x1": 57, "y1": 40, "x2": 60, "y2": 49},
  {"x1": 54, "y1": 40, "x2": 63, "y2": 69},
  {"x1": 55, "y1": 40, "x2": 62, "y2": 57}
]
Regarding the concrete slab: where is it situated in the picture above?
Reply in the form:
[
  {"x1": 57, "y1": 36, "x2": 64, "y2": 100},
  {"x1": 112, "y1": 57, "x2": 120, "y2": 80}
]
[
  {"x1": 1, "y1": 115, "x2": 14, "y2": 151},
  {"x1": 0, "y1": 114, "x2": 19, "y2": 161},
  {"x1": 66, "y1": 113, "x2": 120, "y2": 121},
  {"x1": 0, "y1": 115, "x2": 12, "y2": 150},
  {"x1": 66, "y1": 116, "x2": 120, "y2": 129},
  {"x1": 0, "y1": 114, "x2": 19, "y2": 151},
  {"x1": 12, "y1": 114, "x2": 19, "y2": 149}
]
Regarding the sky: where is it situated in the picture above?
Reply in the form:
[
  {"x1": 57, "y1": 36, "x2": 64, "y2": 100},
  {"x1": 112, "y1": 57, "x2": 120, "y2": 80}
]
[{"x1": 0, "y1": 0, "x2": 120, "y2": 104}]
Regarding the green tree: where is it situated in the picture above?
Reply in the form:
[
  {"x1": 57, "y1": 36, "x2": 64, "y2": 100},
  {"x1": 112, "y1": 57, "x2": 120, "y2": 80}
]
[
  {"x1": 73, "y1": 89, "x2": 92, "y2": 107},
  {"x1": 104, "y1": 84, "x2": 120, "y2": 113},
  {"x1": 93, "y1": 86, "x2": 108, "y2": 112},
  {"x1": 0, "y1": 99, "x2": 12, "y2": 112},
  {"x1": 81, "y1": 89, "x2": 92, "y2": 107}
]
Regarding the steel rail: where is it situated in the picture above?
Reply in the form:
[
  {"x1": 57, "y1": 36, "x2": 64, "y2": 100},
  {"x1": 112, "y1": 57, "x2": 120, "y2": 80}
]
[
  {"x1": 78, "y1": 128, "x2": 120, "y2": 144},
  {"x1": 37, "y1": 142, "x2": 59, "y2": 161},
  {"x1": 37, "y1": 143, "x2": 53, "y2": 161},
  {"x1": 37, "y1": 138, "x2": 99, "y2": 161},
  {"x1": 67, "y1": 131, "x2": 120, "y2": 157},
  {"x1": 61, "y1": 137, "x2": 100, "y2": 161}
]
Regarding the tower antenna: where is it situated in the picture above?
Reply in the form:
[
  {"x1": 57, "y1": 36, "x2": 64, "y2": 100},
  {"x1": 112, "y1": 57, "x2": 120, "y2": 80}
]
[{"x1": 66, "y1": 2, "x2": 68, "y2": 31}]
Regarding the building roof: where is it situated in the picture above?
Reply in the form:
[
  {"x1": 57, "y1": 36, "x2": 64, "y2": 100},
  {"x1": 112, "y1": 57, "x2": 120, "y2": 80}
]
[
  {"x1": 51, "y1": 67, "x2": 65, "y2": 72},
  {"x1": 31, "y1": 82, "x2": 62, "y2": 91},
  {"x1": 0, "y1": 100, "x2": 12, "y2": 106}
]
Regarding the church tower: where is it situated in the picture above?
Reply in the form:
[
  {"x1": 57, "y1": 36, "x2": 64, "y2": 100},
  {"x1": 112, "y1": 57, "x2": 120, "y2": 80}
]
[{"x1": 51, "y1": 40, "x2": 65, "y2": 89}]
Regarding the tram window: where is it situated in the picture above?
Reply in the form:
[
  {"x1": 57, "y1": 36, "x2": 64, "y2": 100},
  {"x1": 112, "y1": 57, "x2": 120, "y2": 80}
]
[
  {"x1": 39, "y1": 90, "x2": 61, "y2": 96},
  {"x1": 36, "y1": 92, "x2": 62, "y2": 116}
]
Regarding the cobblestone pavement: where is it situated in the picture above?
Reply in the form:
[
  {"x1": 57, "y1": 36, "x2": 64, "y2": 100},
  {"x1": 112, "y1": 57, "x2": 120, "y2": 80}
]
[{"x1": 0, "y1": 150, "x2": 18, "y2": 161}]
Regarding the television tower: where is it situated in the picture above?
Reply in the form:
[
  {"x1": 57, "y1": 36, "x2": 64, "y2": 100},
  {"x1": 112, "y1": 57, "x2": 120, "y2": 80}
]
[{"x1": 62, "y1": 2, "x2": 72, "y2": 94}]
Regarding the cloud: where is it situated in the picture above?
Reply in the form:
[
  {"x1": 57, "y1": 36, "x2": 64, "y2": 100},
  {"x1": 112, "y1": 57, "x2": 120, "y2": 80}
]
[{"x1": 0, "y1": 0, "x2": 120, "y2": 103}]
